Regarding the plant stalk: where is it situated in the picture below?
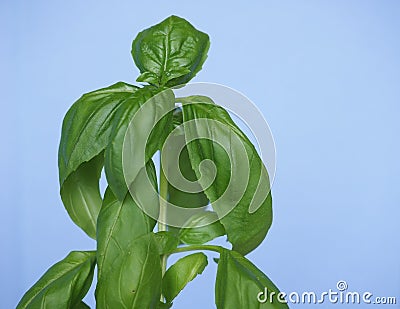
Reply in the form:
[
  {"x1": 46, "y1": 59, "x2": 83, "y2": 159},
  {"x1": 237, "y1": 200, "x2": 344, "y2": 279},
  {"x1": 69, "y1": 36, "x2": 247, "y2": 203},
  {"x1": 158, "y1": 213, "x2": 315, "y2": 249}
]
[{"x1": 159, "y1": 153, "x2": 168, "y2": 301}]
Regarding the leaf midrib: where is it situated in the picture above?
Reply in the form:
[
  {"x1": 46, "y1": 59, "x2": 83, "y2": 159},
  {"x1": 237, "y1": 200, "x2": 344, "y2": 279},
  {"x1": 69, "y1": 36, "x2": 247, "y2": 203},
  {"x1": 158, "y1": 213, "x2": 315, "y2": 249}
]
[
  {"x1": 97, "y1": 197, "x2": 123, "y2": 280},
  {"x1": 20, "y1": 258, "x2": 90, "y2": 308},
  {"x1": 63, "y1": 94, "x2": 129, "y2": 182}
]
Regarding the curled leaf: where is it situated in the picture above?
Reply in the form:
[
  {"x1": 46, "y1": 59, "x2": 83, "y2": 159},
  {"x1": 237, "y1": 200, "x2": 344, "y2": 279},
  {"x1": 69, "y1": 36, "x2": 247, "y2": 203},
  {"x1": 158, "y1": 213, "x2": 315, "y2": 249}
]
[{"x1": 162, "y1": 253, "x2": 208, "y2": 303}]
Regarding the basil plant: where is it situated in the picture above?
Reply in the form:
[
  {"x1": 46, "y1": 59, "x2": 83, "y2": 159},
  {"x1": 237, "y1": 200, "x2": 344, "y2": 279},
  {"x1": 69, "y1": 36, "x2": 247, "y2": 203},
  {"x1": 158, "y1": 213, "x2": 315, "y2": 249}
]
[{"x1": 18, "y1": 16, "x2": 288, "y2": 309}]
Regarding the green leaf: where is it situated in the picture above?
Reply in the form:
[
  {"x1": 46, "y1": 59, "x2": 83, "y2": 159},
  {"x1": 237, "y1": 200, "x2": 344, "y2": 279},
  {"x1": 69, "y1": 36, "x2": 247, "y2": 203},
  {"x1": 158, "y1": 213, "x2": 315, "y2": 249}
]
[
  {"x1": 17, "y1": 251, "x2": 96, "y2": 309},
  {"x1": 165, "y1": 108, "x2": 210, "y2": 235},
  {"x1": 162, "y1": 253, "x2": 208, "y2": 303},
  {"x1": 179, "y1": 211, "x2": 226, "y2": 245},
  {"x1": 60, "y1": 153, "x2": 103, "y2": 239},
  {"x1": 181, "y1": 96, "x2": 273, "y2": 255},
  {"x1": 167, "y1": 144, "x2": 209, "y2": 209},
  {"x1": 97, "y1": 161, "x2": 158, "y2": 282},
  {"x1": 58, "y1": 82, "x2": 139, "y2": 238},
  {"x1": 153, "y1": 231, "x2": 180, "y2": 255},
  {"x1": 105, "y1": 86, "x2": 174, "y2": 200},
  {"x1": 73, "y1": 302, "x2": 90, "y2": 309},
  {"x1": 132, "y1": 15, "x2": 210, "y2": 87},
  {"x1": 59, "y1": 82, "x2": 138, "y2": 186},
  {"x1": 215, "y1": 249, "x2": 289, "y2": 309},
  {"x1": 96, "y1": 233, "x2": 162, "y2": 309},
  {"x1": 166, "y1": 109, "x2": 209, "y2": 210}
]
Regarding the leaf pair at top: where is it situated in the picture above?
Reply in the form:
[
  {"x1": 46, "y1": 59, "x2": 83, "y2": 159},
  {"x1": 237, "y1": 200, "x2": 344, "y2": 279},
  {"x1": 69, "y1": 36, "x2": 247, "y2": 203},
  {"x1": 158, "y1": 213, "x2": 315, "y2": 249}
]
[{"x1": 132, "y1": 15, "x2": 210, "y2": 87}]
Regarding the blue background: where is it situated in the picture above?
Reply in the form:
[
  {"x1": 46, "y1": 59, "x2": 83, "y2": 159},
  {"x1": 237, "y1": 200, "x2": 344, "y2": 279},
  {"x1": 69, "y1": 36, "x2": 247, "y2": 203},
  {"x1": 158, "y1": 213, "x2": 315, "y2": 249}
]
[{"x1": 2, "y1": 1, "x2": 399, "y2": 308}]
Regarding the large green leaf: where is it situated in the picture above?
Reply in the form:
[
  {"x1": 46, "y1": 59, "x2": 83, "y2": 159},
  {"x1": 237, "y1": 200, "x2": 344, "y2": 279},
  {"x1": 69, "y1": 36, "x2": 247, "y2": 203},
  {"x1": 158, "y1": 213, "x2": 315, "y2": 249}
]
[
  {"x1": 17, "y1": 251, "x2": 96, "y2": 309},
  {"x1": 132, "y1": 15, "x2": 210, "y2": 87},
  {"x1": 167, "y1": 142, "x2": 209, "y2": 209},
  {"x1": 162, "y1": 253, "x2": 208, "y2": 303},
  {"x1": 105, "y1": 86, "x2": 174, "y2": 200},
  {"x1": 181, "y1": 96, "x2": 273, "y2": 255},
  {"x1": 95, "y1": 233, "x2": 162, "y2": 309},
  {"x1": 96, "y1": 161, "x2": 158, "y2": 282},
  {"x1": 178, "y1": 211, "x2": 225, "y2": 245},
  {"x1": 166, "y1": 109, "x2": 209, "y2": 210},
  {"x1": 215, "y1": 249, "x2": 288, "y2": 309},
  {"x1": 165, "y1": 108, "x2": 210, "y2": 235},
  {"x1": 60, "y1": 153, "x2": 103, "y2": 239},
  {"x1": 59, "y1": 82, "x2": 138, "y2": 185},
  {"x1": 58, "y1": 82, "x2": 139, "y2": 238}
]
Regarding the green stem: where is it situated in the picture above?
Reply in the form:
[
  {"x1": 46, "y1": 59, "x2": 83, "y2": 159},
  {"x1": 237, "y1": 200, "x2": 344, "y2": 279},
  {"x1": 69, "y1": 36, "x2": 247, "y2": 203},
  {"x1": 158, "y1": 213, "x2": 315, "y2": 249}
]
[
  {"x1": 171, "y1": 244, "x2": 223, "y2": 255},
  {"x1": 158, "y1": 154, "x2": 168, "y2": 278}
]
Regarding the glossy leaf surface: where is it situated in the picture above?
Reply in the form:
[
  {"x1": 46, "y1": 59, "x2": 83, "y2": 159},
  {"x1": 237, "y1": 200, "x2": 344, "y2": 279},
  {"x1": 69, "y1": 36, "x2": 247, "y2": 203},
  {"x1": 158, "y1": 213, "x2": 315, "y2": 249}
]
[
  {"x1": 17, "y1": 251, "x2": 96, "y2": 309},
  {"x1": 58, "y1": 82, "x2": 139, "y2": 237},
  {"x1": 179, "y1": 211, "x2": 225, "y2": 245},
  {"x1": 181, "y1": 96, "x2": 273, "y2": 255},
  {"x1": 96, "y1": 233, "x2": 162, "y2": 309},
  {"x1": 215, "y1": 249, "x2": 288, "y2": 309},
  {"x1": 165, "y1": 108, "x2": 210, "y2": 235},
  {"x1": 132, "y1": 15, "x2": 210, "y2": 87},
  {"x1": 105, "y1": 86, "x2": 174, "y2": 200},
  {"x1": 97, "y1": 162, "x2": 158, "y2": 282},
  {"x1": 59, "y1": 82, "x2": 138, "y2": 185},
  {"x1": 60, "y1": 153, "x2": 103, "y2": 239},
  {"x1": 162, "y1": 253, "x2": 208, "y2": 303},
  {"x1": 166, "y1": 109, "x2": 209, "y2": 210}
]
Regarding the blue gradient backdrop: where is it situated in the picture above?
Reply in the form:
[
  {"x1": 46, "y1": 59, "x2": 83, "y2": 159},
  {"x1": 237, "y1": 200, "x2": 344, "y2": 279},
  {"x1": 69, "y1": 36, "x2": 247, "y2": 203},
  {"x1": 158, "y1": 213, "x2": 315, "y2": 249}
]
[{"x1": 2, "y1": 1, "x2": 399, "y2": 308}]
